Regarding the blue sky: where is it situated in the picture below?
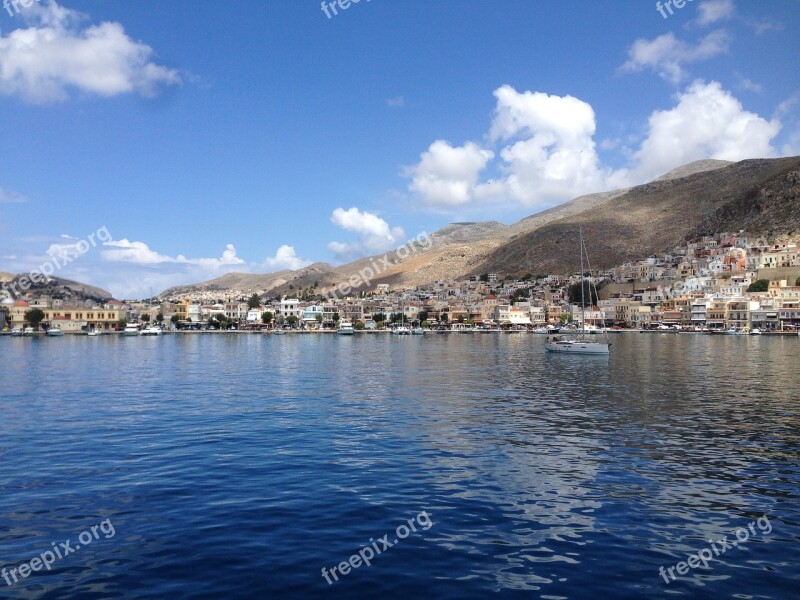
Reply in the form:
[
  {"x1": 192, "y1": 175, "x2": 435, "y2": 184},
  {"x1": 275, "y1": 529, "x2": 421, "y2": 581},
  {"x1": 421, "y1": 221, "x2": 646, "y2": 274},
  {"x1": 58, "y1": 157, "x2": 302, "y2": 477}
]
[{"x1": 0, "y1": 0, "x2": 798, "y2": 298}]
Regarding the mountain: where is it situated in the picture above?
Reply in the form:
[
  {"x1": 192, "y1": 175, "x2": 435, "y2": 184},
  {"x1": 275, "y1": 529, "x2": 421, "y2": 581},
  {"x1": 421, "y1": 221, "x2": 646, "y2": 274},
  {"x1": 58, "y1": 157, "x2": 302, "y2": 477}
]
[
  {"x1": 0, "y1": 274, "x2": 113, "y2": 301},
  {"x1": 160, "y1": 157, "x2": 794, "y2": 297},
  {"x1": 475, "y1": 157, "x2": 800, "y2": 276}
]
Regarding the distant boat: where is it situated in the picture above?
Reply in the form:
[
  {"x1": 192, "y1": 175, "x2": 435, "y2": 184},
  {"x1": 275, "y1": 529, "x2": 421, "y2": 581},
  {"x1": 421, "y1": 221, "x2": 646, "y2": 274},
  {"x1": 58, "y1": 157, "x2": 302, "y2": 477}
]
[
  {"x1": 23, "y1": 327, "x2": 35, "y2": 336},
  {"x1": 393, "y1": 325, "x2": 411, "y2": 335},
  {"x1": 338, "y1": 321, "x2": 355, "y2": 335},
  {"x1": 47, "y1": 327, "x2": 65, "y2": 337},
  {"x1": 140, "y1": 325, "x2": 163, "y2": 336},
  {"x1": 87, "y1": 329, "x2": 102, "y2": 337},
  {"x1": 11, "y1": 327, "x2": 23, "y2": 337},
  {"x1": 750, "y1": 328, "x2": 763, "y2": 336},
  {"x1": 273, "y1": 327, "x2": 286, "y2": 335},
  {"x1": 545, "y1": 228, "x2": 610, "y2": 355},
  {"x1": 411, "y1": 326, "x2": 425, "y2": 335},
  {"x1": 123, "y1": 323, "x2": 140, "y2": 337}
]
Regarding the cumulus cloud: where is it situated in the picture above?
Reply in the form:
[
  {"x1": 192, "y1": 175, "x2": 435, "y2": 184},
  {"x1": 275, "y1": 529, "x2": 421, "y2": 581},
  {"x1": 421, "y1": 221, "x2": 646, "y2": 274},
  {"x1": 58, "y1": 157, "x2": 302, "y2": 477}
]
[
  {"x1": 261, "y1": 245, "x2": 312, "y2": 271},
  {"x1": 328, "y1": 207, "x2": 405, "y2": 260},
  {"x1": 102, "y1": 240, "x2": 244, "y2": 268},
  {"x1": 695, "y1": 0, "x2": 735, "y2": 26},
  {"x1": 406, "y1": 141, "x2": 494, "y2": 207},
  {"x1": 0, "y1": 0, "x2": 180, "y2": 103},
  {"x1": 621, "y1": 31, "x2": 731, "y2": 84},
  {"x1": 633, "y1": 81, "x2": 780, "y2": 181},
  {"x1": 404, "y1": 81, "x2": 785, "y2": 213},
  {"x1": 386, "y1": 95, "x2": 407, "y2": 108}
]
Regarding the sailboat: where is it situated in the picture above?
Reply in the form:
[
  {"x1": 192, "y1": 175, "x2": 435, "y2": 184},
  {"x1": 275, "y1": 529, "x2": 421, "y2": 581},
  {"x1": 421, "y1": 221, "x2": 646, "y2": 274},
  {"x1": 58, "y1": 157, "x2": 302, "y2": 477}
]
[
  {"x1": 545, "y1": 228, "x2": 610, "y2": 355},
  {"x1": 393, "y1": 301, "x2": 411, "y2": 335}
]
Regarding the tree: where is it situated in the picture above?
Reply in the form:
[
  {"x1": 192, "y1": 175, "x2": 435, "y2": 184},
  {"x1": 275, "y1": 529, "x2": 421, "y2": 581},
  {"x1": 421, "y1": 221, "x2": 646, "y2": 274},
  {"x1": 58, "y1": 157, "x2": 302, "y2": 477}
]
[
  {"x1": 171, "y1": 314, "x2": 179, "y2": 324},
  {"x1": 24, "y1": 308, "x2": 45, "y2": 329},
  {"x1": 117, "y1": 318, "x2": 128, "y2": 329},
  {"x1": 262, "y1": 311, "x2": 273, "y2": 325},
  {"x1": 568, "y1": 281, "x2": 599, "y2": 306},
  {"x1": 796, "y1": 277, "x2": 800, "y2": 287},
  {"x1": 354, "y1": 320, "x2": 365, "y2": 330},
  {"x1": 141, "y1": 314, "x2": 151, "y2": 323},
  {"x1": 332, "y1": 312, "x2": 340, "y2": 323},
  {"x1": 417, "y1": 311, "x2": 428, "y2": 322},
  {"x1": 421, "y1": 320, "x2": 430, "y2": 329},
  {"x1": 479, "y1": 273, "x2": 489, "y2": 282},
  {"x1": 286, "y1": 315, "x2": 299, "y2": 327},
  {"x1": 156, "y1": 313, "x2": 164, "y2": 323},
  {"x1": 248, "y1": 294, "x2": 261, "y2": 309},
  {"x1": 373, "y1": 313, "x2": 386, "y2": 323},
  {"x1": 747, "y1": 279, "x2": 770, "y2": 293}
]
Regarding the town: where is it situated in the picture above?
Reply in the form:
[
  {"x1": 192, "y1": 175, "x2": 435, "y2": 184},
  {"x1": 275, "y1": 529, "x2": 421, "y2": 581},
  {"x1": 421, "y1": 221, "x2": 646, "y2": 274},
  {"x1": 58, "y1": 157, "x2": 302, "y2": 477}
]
[{"x1": 3, "y1": 231, "x2": 800, "y2": 335}]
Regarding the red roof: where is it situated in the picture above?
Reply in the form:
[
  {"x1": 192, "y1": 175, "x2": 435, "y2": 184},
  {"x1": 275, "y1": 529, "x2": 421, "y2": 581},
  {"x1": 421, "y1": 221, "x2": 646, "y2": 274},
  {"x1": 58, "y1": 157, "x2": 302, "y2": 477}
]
[{"x1": 13, "y1": 300, "x2": 29, "y2": 307}]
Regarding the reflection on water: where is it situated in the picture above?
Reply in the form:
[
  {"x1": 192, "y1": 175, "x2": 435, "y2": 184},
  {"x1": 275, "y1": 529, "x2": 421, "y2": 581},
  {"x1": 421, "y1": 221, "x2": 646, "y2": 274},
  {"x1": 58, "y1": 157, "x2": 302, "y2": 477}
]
[{"x1": 0, "y1": 333, "x2": 798, "y2": 599}]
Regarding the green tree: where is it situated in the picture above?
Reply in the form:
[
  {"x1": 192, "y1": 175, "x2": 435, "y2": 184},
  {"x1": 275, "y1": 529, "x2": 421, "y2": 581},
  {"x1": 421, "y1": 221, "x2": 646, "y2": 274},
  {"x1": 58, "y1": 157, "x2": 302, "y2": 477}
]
[
  {"x1": 747, "y1": 279, "x2": 770, "y2": 293},
  {"x1": 568, "y1": 281, "x2": 599, "y2": 306},
  {"x1": 248, "y1": 293, "x2": 262, "y2": 309},
  {"x1": 156, "y1": 313, "x2": 164, "y2": 323},
  {"x1": 796, "y1": 277, "x2": 800, "y2": 287},
  {"x1": 141, "y1": 314, "x2": 151, "y2": 323},
  {"x1": 286, "y1": 315, "x2": 299, "y2": 327},
  {"x1": 373, "y1": 313, "x2": 386, "y2": 323},
  {"x1": 171, "y1": 314, "x2": 179, "y2": 324},
  {"x1": 417, "y1": 311, "x2": 428, "y2": 322},
  {"x1": 332, "y1": 312, "x2": 340, "y2": 323},
  {"x1": 421, "y1": 320, "x2": 430, "y2": 329},
  {"x1": 479, "y1": 273, "x2": 489, "y2": 282},
  {"x1": 117, "y1": 318, "x2": 128, "y2": 329},
  {"x1": 354, "y1": 320, "x2": 365, "y2": 330},
  {"x1": 560, "y1": 313, "x2": 573, "y2": 324},
  {"x1": 262, "y1": 311, "x2": 273, "y2": 325},
  {"x1": 24, "y1": 308, "x2": 45, "y2": 329}
]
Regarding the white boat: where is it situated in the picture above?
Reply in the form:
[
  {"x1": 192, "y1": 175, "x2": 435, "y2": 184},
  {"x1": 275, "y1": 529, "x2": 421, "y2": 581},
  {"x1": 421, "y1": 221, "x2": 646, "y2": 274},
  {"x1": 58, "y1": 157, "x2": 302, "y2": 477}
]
[
  {"x1": 87, "y1": 329, "x2": 102, "y2": 337},
  {"x1": 11, "y1": 327, "x2": 23, "y2": 336},
  {"x1": 411, "y1": 326, "x2": 425, "y2": 335},
  {"x1": 139, "y1": 325, "x2": 163, "y2": 336},
  {"x1": 23, "y1": 327, "x2": 35, "y2": 336},
  {"x1": 47, "y1": 327, "x2": 65, "y2": 337},
  {"x1": 123, "y1": 323, "x2": 140, "y2": 336},
  {"x1": 393, "y1": 325, "x2": 411, "y2": 335},
  {"x1": 273, "y1": 327, "x2": 286, "y2": 335},
  {"x1": 338, "y1": 321, "x2": 355, "y2": 335},
  {"x1": 750, "y1": 328, "x2": 763, "y2": 336},
  {"x1": 545, "y1": 227, "x2": 610, "y2": 355}
]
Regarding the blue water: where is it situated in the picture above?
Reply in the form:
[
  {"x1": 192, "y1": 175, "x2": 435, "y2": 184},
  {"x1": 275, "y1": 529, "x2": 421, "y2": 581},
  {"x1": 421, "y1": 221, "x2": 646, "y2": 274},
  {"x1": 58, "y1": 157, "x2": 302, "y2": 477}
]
[{"x1": 1, "y1": 333, "x2": 798, "y2": 599}]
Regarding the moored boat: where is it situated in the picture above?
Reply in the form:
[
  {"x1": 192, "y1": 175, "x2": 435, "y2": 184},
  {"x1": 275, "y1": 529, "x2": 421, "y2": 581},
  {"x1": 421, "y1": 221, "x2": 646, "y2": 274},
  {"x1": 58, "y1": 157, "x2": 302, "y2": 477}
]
[
  {"x1": 545, "y1": 227, "x2": 610, "y2": 356},
  {"x1": 338, "y1": 321, "x2": 355, "y2": 335}
]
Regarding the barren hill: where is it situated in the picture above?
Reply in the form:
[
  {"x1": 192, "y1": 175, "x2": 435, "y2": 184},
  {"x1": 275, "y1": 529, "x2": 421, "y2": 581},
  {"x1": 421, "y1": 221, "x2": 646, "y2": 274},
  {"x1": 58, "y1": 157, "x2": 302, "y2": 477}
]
[{"x1": 475, "y1": 157, "x2": 800, "y2": 276}]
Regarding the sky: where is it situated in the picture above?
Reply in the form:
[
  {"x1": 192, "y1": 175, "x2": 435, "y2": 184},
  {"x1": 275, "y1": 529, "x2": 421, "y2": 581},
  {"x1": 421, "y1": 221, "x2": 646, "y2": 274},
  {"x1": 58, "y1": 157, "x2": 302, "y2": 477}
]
[{"x1": 0, "y1": 0, "x2": 798, "y2": 299}]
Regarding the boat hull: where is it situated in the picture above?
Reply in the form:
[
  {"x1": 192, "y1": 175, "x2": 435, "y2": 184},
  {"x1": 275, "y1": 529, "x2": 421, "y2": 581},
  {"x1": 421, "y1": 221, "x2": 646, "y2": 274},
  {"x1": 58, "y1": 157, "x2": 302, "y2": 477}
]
[{"x1": 545, "y1": 340, "x2": 610, "y2": 354}]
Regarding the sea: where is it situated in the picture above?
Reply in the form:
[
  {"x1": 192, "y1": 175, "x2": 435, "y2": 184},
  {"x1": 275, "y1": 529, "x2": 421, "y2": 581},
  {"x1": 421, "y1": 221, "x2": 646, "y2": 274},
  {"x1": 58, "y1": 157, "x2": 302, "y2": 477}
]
[{"x1": 1, "y1": 332, "x2": 798, "y2": 599}]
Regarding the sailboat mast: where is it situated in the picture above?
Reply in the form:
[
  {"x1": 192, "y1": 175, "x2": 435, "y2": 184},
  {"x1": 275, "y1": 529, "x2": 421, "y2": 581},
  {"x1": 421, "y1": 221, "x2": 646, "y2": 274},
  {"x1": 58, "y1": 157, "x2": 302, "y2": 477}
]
[{"x1": 580, "y1": 227, "x2": 585, "y2": 336}]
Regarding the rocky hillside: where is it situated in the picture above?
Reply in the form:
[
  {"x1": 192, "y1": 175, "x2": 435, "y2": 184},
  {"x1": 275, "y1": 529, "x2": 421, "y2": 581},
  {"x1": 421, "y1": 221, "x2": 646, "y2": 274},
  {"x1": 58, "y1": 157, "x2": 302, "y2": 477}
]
[
  {"x1": 0, "y1": 274, "x2": 112, "y2": 302},
  {"x1": 475, "y1": 157, "x2": 800, "y2": 276}
]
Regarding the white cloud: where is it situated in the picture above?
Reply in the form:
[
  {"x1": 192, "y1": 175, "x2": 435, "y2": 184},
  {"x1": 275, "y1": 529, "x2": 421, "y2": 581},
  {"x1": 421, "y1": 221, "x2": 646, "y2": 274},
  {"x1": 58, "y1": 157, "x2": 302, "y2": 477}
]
[
  {"x1": 260, "y1": 245, "x2": 312, "y2": 271},
  {"x1": 328, "y1": 207, "x2": 405, "y2": 260},
  {"x1": 102, "y1": 239, "x2": 245, "y2": 268},
  {"x1": 621, "y1": 31, "x2": 731, "y2": 84},
  {"x1": 0, "y1": 0, "x2": 180, "y2": 104},
  {"x1": 387, "y1": 95, "x2": 407, "y2": 108},
  {"x1": 404, "y1": 81, "x2": 785, "y2": 213},
  {"x1": 406, "y1": 140, "x2": 494, "y2": 207},
  {"x1": 695, "y1": 0, "x2": 735, "y2": 26},
  {"x1": 0, "y1": 187, "x2": 29, "y2": 203},
  {"x1": 632, "y1": 80, "x2": 781, "y2": 181}
]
